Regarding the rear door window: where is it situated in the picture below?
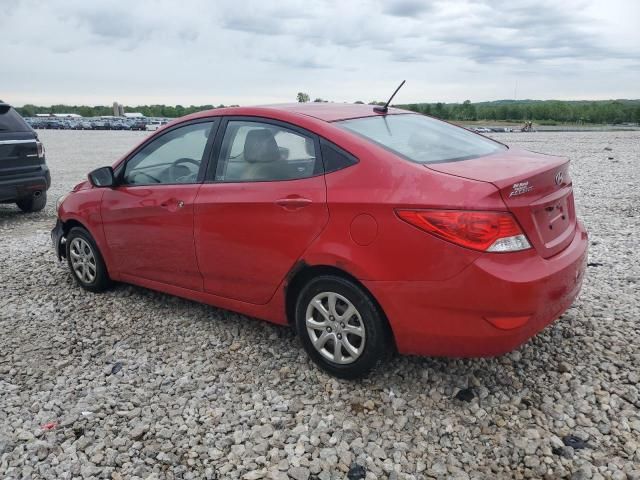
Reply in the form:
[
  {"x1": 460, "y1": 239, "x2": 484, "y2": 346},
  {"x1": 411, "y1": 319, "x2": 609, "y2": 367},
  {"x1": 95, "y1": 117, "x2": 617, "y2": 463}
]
[
  {"x1": 0, "y1": 105, "x2": 31, "y2": 132},
  {"x1": 214, "y1": 120, "x2": 320, "y2": 182}
]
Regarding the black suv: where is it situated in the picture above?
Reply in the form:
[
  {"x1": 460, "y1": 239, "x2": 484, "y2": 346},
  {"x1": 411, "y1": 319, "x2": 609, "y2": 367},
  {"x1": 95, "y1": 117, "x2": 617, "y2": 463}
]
[{"x1": 0, "y1": 103, "x2": 50, "y2": 212}]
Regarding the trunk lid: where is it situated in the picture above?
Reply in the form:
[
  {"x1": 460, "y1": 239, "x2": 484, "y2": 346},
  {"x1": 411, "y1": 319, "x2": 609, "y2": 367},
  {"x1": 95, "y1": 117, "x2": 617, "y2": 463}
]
[{"x1": 426, "y1": 147, "x2": 576, "y2": 258}]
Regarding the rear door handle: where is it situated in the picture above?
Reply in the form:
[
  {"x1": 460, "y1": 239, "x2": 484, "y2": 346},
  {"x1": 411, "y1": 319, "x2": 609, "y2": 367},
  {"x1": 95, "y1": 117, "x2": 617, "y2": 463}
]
[{"x1": 275, "y1": 197, "x2": 312, "y2": 210}]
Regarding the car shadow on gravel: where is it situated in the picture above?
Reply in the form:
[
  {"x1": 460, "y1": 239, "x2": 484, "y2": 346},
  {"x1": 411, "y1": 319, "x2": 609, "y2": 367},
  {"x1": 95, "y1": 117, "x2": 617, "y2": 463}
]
[{"x1": 97, "y1": 279, "x2": 587, "y2": 402}]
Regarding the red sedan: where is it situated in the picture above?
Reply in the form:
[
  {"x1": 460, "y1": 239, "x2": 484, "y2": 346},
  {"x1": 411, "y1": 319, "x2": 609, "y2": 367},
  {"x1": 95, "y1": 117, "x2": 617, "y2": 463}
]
[{"x1": 52, "y1": 103, "x2": 588, "y2": 378}]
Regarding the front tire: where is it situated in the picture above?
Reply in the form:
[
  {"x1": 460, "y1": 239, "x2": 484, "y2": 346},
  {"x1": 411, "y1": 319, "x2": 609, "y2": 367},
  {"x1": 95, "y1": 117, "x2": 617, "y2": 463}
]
[
  {"x1": 16, "y1": 192, "x2": 47, "y2": 212},
  {"x1": 295, "y1": 275, "x2": 392, "y2": 379},
  {"x1": 65, "y1": 227, "x2": 111, "y2": 292}
]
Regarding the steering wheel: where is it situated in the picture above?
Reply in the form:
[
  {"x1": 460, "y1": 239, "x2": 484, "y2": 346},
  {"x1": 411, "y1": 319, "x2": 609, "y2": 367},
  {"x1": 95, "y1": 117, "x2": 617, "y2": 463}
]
[
  {"x1": 168, "y1": 157, "x2": 200, "y2": 182},
  {"x1": 172, "y1": 157, "x2": 200, "y2": 168},
  {"x1": 131, "y1": 171, "x2": 161, "y2": 184}
]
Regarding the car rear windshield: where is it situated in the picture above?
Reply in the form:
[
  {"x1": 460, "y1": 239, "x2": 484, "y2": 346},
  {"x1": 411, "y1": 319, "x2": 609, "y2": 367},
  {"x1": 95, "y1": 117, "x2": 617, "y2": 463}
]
[
  {"x1": 336, "y1": 113, "x2": 505, "y2": 164},
  {"x1": 0, "y1": 105, "x2": 31, "y2": 132}
]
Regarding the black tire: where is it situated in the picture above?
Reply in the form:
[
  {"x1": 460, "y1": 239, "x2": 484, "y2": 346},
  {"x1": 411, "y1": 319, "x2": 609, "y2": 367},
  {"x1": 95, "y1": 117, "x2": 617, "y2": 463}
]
[
  {"x1": 295, "y1": 275, "x2": 392, "y2": 379},
  {"x1": 65, "y1": 227, "x2": 112, "y2": 292},
  {"x1": 16, "y1": 192, "x2": 47, "y2": 212}
]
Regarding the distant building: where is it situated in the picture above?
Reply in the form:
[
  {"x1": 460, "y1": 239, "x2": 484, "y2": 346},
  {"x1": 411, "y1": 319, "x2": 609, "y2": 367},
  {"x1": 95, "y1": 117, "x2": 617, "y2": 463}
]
[
  {"x1": 34, "y1": 113, "x2": 82, "y2": 118},
  {"x1": 112, "y1": 101, "x2": 132, "y2": 117}
]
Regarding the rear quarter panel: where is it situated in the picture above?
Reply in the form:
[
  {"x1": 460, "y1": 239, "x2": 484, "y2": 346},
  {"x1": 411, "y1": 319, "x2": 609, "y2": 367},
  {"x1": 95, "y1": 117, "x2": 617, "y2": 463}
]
[{"x1": 302, "y1": 137, "x2": 509, "y2": 282}]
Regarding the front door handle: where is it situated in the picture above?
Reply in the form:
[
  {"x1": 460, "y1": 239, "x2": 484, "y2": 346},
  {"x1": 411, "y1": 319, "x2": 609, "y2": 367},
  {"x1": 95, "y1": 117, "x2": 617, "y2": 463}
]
[
  {"x1": 275, "y1": 197, "x2": 312, "y2": 210},
  {"x1": 160, "y1": 199, "x2": 185, "y2": 210}
]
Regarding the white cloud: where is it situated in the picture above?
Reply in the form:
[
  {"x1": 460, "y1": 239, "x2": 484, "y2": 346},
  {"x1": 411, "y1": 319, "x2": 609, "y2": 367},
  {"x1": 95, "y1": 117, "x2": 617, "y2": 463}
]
[{"x1": 1, "y1": 0, "x2": 637, "y2": 106}]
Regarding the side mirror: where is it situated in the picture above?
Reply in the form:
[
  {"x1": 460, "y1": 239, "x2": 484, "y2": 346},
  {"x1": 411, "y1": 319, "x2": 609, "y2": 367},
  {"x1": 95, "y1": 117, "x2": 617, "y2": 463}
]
[{"x1": 88, "y1": 166, "x2": 115, "y2": 187}]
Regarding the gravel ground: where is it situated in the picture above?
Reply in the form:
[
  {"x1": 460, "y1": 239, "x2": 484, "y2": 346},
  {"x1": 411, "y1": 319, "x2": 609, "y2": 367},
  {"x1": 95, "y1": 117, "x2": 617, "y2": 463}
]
[{"x1": 1, "y1": 130, "x2": 639, "y2": 480}]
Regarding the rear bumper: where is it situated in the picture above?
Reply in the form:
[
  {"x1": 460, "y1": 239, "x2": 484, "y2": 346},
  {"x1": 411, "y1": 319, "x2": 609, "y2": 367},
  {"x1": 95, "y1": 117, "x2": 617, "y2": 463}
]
[
  {"x1": 0, "y1": 166, "x2": 51, "y2": 202},
  {"x1": 364, "y1": 220, "x2": 588, "y2": 357}
]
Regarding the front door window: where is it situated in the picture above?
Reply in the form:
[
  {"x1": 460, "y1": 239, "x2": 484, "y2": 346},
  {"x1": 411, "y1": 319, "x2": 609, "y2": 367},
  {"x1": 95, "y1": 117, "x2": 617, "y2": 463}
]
[{"x1": 124, "y1": 122, "x2": 214, "y2": 185}]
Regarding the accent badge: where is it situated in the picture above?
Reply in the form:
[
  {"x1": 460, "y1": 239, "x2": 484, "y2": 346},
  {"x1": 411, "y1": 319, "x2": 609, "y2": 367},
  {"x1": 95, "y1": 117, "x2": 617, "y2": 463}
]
[{"x1": 509, "y1": 181, "x2": 533, "y2": 197}]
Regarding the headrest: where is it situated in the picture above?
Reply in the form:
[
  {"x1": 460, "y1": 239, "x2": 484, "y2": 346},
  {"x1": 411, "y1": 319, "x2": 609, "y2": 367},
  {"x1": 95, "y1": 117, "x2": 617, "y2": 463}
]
[
  {"x1": 244, "y1": 129, "x2": 280, "y2": 163},
  {"x1": 304, "y1": 137, "x2": 315, "y2": 157}
]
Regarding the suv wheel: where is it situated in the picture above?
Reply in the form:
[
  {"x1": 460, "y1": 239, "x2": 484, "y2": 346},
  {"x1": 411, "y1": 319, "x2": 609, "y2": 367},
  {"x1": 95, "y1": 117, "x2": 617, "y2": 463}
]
[
  {"x1": 66, "y1": 227, "x2": 111, "y2": 292},
  {"x1": 16, "y1": 191, "x2": 47, "y2": 212},
  {"x1": 295, "y1": 275, "x2": 392, "y2": 379}
]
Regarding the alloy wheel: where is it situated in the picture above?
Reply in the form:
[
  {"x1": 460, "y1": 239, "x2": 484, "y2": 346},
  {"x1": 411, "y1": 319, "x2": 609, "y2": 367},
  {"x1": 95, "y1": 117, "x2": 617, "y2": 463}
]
[
  {"x1": 69, "y1": 237, "x2": 97, "y2": 284},
  {"x1": 305, "y1": 291, "x2": 366, "y2": 364}
]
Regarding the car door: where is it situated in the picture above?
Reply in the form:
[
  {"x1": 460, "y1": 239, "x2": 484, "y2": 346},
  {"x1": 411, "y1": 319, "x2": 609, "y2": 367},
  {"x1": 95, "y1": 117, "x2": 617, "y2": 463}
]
[
  {"x1": 194, "y1": 117, "x2": 329, "y2": 304},
  {"x1": 101, "y1": 119, "x2": 218, "y2": 291}
]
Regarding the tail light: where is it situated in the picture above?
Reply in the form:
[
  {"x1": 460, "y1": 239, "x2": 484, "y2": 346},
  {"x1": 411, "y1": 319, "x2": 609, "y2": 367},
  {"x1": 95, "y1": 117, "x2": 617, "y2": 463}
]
[
  {"x1": 396, "y1": 209, "x2": 531, "y2": 252},
  {"x1": 36, "y1": 140, "x2": 45, "y2": 159}
]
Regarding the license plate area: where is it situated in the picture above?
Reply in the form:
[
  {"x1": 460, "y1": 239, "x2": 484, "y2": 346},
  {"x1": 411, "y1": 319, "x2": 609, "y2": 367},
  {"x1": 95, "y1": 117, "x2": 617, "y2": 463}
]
[{"x1": 531, "y1": 188, "x2": 576, "y2": 249}]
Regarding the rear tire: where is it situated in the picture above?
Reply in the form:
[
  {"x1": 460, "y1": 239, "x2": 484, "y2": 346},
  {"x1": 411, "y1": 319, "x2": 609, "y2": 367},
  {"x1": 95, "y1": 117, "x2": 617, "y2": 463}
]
[
  {"x1": 16, "y1": 191, "x2": 47, "y2": 212},
  {"x1": 65, "y1": 227, "x2": 112, "y2": 292},
  {"x1": 295, "y1": 275, "x2": 392, "y2": 379}
]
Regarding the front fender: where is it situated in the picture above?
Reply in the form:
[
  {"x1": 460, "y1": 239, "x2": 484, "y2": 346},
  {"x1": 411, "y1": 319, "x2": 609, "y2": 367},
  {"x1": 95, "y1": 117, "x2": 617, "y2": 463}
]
[{"x1": 58, "y1": 189, "x2": 114, "y2": 275}]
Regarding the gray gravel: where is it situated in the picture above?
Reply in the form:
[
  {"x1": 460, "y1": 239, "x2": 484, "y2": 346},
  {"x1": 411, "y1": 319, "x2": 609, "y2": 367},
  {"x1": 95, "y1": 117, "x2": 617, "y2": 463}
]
[{"x1": 1, "y1": 130, "x2": 639, "y2": 479}]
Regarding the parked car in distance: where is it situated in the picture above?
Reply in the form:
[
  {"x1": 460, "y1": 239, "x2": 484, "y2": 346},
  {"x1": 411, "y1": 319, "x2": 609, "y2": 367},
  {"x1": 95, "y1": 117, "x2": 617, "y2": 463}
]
[
  {"x1": 0, "y1": 103, "x2": 50, "y2": 212},
  {"x1": 52, "y1": 103, "x2": 588, "y2": 378},
  {"x1": 130, "y1": 120, "x2": 147, "y2": 131},
  {"x1": 145, "y1": 120, "x2": 164, "y2": 131},
  {"x1": 47, "y1": 120, "x2": 64, "y2": 130}
]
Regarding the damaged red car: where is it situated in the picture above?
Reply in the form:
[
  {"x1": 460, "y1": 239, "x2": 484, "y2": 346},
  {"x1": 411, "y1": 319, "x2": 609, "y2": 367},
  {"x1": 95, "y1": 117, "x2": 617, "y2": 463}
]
[{"x1": 52, "y1": 103, "x2": 588, "y2": 378}]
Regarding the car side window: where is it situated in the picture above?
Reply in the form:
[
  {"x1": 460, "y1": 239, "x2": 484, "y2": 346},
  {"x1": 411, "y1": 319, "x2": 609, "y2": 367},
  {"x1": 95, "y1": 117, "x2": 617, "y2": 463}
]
[
  {"x1": 123, "y1": 122, "x2": 213, "y2": 185},
  {"x1": 320, "y1": 139, "x2": 358, "y2": 173},
  {"x1": 215, "y1": 120, "x2": 319, "y2": 182}
]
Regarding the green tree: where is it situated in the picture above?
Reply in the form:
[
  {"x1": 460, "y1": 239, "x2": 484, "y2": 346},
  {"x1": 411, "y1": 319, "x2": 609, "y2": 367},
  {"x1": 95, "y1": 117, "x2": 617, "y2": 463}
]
[
  {"x1": 297, "y1": 92, "x2": 310, "y2": 103},
  {"x1": 433, "y1": 102, "x2": 446, "y2": 119},
  {"x1": 460, "y1": 100, "x2": 476, "y2": 121}
]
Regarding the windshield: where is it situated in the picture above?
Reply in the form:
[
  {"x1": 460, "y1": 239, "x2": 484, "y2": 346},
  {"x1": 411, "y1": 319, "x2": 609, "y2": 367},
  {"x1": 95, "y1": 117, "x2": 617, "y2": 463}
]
[{"x1": 337, "y1": 114, "x2": 505, "y2": 164}]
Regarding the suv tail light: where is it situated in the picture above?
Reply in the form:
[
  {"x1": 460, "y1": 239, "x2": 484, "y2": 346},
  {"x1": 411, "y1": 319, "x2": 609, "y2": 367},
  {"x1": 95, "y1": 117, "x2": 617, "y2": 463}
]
[
  {"x1": 396, "y1": 209, "x2": 531, "y2": 252},
  {"x1": 36, "y1": 140, "x2": 45, "y2": 159}
]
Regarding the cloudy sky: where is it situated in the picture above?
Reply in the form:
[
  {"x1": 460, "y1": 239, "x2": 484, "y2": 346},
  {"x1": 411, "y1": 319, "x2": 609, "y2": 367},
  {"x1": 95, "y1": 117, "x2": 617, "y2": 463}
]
[{"x1": 2, "y1": 0, "x2": 638, "y2": 107}]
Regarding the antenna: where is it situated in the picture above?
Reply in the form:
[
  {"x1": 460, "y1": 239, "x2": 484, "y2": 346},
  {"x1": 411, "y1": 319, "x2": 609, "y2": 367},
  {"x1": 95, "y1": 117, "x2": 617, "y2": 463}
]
[{"x1": 374, "y1": 80, "x2": 406, "y2": 113}]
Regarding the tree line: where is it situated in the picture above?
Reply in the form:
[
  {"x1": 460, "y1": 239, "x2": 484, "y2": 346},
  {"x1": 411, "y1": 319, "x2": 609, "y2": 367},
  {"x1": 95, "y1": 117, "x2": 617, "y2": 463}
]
[
  {"x1": 396, "y1": 99, "x2": 640, "y2": 124},
  {"x1": 15, "y1": 104, "x2": 236, "y2": 118},
  {"x1": 14, "y1": 98, "x2": 640, "y2": 124}
]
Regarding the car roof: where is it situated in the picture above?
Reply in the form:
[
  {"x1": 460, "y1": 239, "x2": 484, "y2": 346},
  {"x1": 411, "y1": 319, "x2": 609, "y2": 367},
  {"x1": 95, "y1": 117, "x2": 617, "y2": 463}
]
[
  {"x1": 182, "y1": 103, "x2": 409, "y2": 124},
  {"x1": 259, "y1": 103, "x2": 408, "y2": 122}
]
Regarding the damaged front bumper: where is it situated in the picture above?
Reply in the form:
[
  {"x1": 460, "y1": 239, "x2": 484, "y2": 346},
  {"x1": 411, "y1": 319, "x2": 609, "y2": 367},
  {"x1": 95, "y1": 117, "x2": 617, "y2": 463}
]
[{"x1": 51, "y1": 219, "x2": 65, "y2": 260}]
